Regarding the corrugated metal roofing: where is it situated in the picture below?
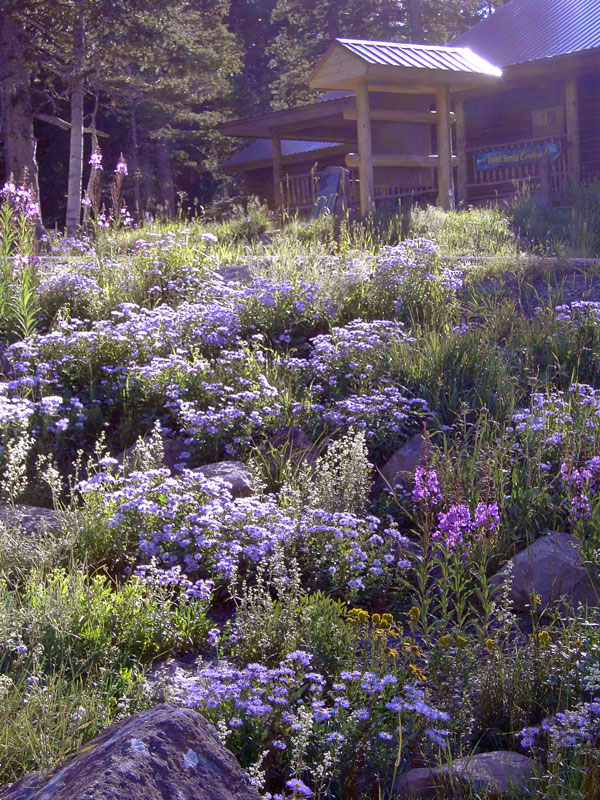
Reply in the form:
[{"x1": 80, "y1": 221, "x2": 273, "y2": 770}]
[
  {"x1": 453, "y1": 0, "x2": 600, "y2": 67},
  {"x1": 222, "y1": 139, "x2": 343, "y2": 169},
  {"x1": 336, "y1": 39, "x2": 502, "y2": 76},
  {"x1": 317, "y1": 90, "x2": 354, "y2": 103}
]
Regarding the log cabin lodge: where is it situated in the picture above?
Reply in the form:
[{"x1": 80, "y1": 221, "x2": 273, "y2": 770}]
[{"x1": 219, "y1": 0, "x2": 600, "y2": 216}]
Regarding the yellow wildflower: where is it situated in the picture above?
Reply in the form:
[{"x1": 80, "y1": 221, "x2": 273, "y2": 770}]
[
  {"x1": 538, "y1": 630, "x2": 551, "y2": 647},
  {"x1": 409, "y1": 664, "x2": 427, "y2": 681}
]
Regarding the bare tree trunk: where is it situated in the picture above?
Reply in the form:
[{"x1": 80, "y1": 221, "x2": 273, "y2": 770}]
[
  {"x1": 156, "y1": 139, "x2": 175, "y2": 217},
  {"x1": 129, "y1": 104, "x2": 141, "y2": 218},
  {"x1": 65, "y1": 2, "x2": 85, "y2": 236},
  {"x1": 83, "y1": 92, "x2": 98, "y2": 225},
  {"x1": 407, "y1": 0, "x2": 425, "y2": 42},
  {"x1": 0, "y1": 13, "x2": 43, "y2": 226}
]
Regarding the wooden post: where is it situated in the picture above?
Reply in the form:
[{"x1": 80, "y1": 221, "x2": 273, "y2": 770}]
[
  {"x1": 539, "y1": 153, "x2": 551, "y2": 208},
  {"x1": 436, "y1": 85, "x2": 453, "y2": 211},
  {"x1": 272, "y1": 133, "x2": 283, "y2": 212},
  {"x1": 355, "y1": 81, "x2": 374, "y2": 216},
  {"x1": 565, "y1": 77, "x2": 580, "y2": 184},
  {"x1": 455, "y1": 97, "x2": 468, "y2": 207}
]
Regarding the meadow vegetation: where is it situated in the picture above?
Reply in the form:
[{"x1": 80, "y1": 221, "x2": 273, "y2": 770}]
[{"x1": 0, "y1": 182, "x2": 599, "y2": 798}]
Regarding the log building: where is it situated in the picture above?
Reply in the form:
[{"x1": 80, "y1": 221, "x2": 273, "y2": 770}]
[{"x1": 220, "y1": 0, "x2": 600, "y2": 215}]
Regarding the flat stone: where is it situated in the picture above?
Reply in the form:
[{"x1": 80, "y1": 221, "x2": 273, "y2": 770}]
[
  {"x1": 216, "y1": 264, "x2": 252, "y2": 283},
  {"x1": 0, "y1": 505, "x2": 61, "y2": 536},
  {"x1": 0, "y1": 703, "x2": 261, "y2": 800},
  {"x1": 191, "y1": 461, "x2": 254, "y2": 498},
  {"x1": 374, "y1": 433, "x2": 429, "y2": 493},
  {"x1": 397, "y1": 751, "x2": 534, "y2": 799},
  {"x1": 490, "y1": 532, "x2": 600, "y2": 612},
  {"x1": 450, "y1": 751, "x2": 535, "y2": 796},
  {"x1": 396, "y1": 767, "x2": 441, "y2": 799}
]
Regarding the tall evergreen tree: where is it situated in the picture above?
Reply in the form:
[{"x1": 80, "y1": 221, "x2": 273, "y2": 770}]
[
  {"x1": 267, "y1": 0, "x2": 508, "y2": 109},
  {"x1": 269, "y1": 0, "x2": 405, "y2": 108}
]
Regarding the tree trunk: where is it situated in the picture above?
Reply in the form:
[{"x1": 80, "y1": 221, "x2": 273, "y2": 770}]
[
  {"x1": 65, "y1": 2, "x2": 85, "y2": 236},
  {"x1": 156, "y1": 139, "x2": 175, "y2": 217},
  {"x1": 407, "y1": 0, "x2": 425, "y2": 42},
  {"x1": 83, "y1": 92, "x2": 98, "y2": 225},
  {"x1": 129, "y1": 104, "x2": 141, "y2": 218},
  {"x1": 0, "y1": 13, "x2": 43, "y2": 225}
]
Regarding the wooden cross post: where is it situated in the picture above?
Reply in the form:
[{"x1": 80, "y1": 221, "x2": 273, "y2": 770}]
[
  {"x1": 565, "y1": 77, "x2": 580, "y2": 184},
  {"x1": 272, "y1": 133, "x2": 283, "y2": 213},
  {"x1": 436, "y1": 85, "x2": 453, "y2": 210},
  {"x1": 455, "y1": 98, "x2": 468, "y2": 207},
  {"x1": 355, "y1": 81, "x2": 375, "y2": 216}
]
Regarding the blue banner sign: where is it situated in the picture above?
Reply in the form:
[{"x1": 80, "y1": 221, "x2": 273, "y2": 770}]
[{"x1": 474, "y1": 140, "x2": 561, "y2": 172}]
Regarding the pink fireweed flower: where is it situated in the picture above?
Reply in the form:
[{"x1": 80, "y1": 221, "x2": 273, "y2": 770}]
[
  {"x1": 89, "y1": 149, "x2": 103, "y2": 169},
  {"x1": 115, "y1": 156, "x2": 128, "y2": 175}
]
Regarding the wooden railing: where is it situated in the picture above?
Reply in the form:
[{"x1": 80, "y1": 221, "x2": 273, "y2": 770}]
[
  {"x1": 282, "y1": 170, "x2": 436, "y2": 214},
  {"x1": 466, "y1": 135, "x2": 569, "y2": 202},
  {"x1": 282, "y1": 172, "x2": 319, "y2": 213}
]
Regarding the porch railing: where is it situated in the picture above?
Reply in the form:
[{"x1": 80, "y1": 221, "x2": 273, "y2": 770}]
[
  {"x1": 466, "y1": 135, "x2": 569, "y2": 203},
  {"x1": 282, "y1": 170, "x2": 436, "y2": 214}
]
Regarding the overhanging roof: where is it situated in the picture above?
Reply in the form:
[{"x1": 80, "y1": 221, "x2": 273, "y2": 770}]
[
  {"x1": 218, "y1": 91, "x2": 354, "y2": 140},
  {"x1": 221, "y1": 139, "x2": 346, "y2": 172},
  {"x1": 309, "y1": 39, "x2": 502, "y2": 93},
  {"x1": 453, "y1": 0, "x2": 600, "y2": 68}
]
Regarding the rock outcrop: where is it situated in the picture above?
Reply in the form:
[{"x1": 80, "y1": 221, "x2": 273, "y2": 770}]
[
  {"x1": 396, "y1": 751, "x2": 535, "y2": 799},
  {"x1": 192, "y1": 461, "x2": 254, "y2": 498},
  {"x1": 0, "y1": 704, "x2": 261, "y2": 800},
  {"x1": 374, "y1": 433, "x2": 429, "y2": 494},
  {"x1": 490, "y1": 531, "x2": 600, "y2": 612},
  {"x1": 0, "y1": 505, "x2": 61, "y2": 536}
]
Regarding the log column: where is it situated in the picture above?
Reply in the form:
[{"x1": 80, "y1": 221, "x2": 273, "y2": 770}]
[
  {"x1": 272, "y1": 133, "x2": 283, "y2": 212},
  {"x1": 436, "y1": 85, "x2": 453, "y2": 210},
  {"x1": 455, "y1": 97, "x2": 468, "y2": 207},
  {"x1": 355, "y1": 80, "x2": 375, "y2": 215},
  {"x1": 565, "y1": 77, "x2": 580, "y2": 184}
]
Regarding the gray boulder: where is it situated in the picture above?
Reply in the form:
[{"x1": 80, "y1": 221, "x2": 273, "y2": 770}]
[
  {"x1": 0, "y1": 704, "x2": 260, "y2": 800},
  {"x1": 265, "y1": 426, "x2": 320, "y2": 467},
  {"x1": 0, "y1": 505, "x2": 61, "y2": 536},
  {"x1": 396, "y1": 751, "x2": 534, "y2": 799},
  {"x1": 374, "y1": 433, "x2": 429, "y2": 493},
  {"x1": 490, "y1": 532, "x2": 600, "y2": 612},
  {"x1": 191, "y1": 461, "x2": 254, "y2": 498}
]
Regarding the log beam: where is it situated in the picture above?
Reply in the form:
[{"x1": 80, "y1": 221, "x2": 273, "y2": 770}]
[
  {"x1": 355, "y1": 81, "x2": 374, "y2": 215},
  {"x1": 345, "y1": 152, "x2": 456, "y2": 169},
  {"x1": 272, "y1": 133, "x2": 283, "y2": 212},
  {"x1": 565, "y1": 77, "x2": 580, "y2": 184},
  {"x1": 436, "y1": 85, "x2": 453, "y2": 210},
  {"x1": 455, "y1": 98, "x2": 468, "y2": 206},
  {"x1": 343, "y1": 108, "x2": 455, "y2": 124}
]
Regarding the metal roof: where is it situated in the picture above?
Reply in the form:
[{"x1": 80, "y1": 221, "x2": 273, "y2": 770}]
[
  {"x1": 453, "y1": 0, "x2": 600, "y2": 67},
  {"x1": 335, "y1": 39, "x2": 502, "y2": 76},
  {"x1": 222, "y1": 139, "x2": 344, "y2": 170}
]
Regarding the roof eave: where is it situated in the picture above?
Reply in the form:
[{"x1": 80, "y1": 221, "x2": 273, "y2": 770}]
[
  {"x1": 221, "y1": 142, "x2": 348, "y2": 173},
  {"x1": 218, "y1": 94, "x2": 353, "y2": 139}
]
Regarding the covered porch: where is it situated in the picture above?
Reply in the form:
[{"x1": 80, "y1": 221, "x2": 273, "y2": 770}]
[{"x1": 220, "y1": 37, "x2": 590, "y2": 216}]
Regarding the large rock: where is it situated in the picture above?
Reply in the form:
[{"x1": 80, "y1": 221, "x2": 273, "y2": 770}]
[
  {"x1": 374, "y1": 433, "x2": 429, "y2": 493},
  {"x1": 490, "y1": 532, "x2": 600, "y2": 612},
  {"x1": 397, "y1": 751, "x2": 534, "y2": 799},
  {"x1": 0, "y1": 704, "x2": 261, "y2": 800},
  {"x1": 117, "y1": 436, "x2": 189, "y2": 474},
  {"x1": 265, "y1": 426, "x2": 320, "y2": 468},
  {"x1": 191, "y1": 461, "x2": 254, "y2": 498},
  {"x1": 0, "y1": 505, "x2": 61, "y2": 536}
]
